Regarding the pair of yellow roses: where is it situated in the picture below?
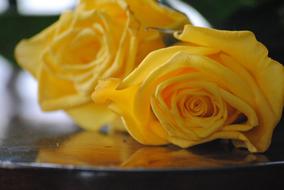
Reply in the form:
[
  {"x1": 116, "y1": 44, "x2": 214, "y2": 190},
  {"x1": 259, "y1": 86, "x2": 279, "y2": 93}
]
[{"x1": 16, "y1": 0, "x2": 284, "y2": 153}]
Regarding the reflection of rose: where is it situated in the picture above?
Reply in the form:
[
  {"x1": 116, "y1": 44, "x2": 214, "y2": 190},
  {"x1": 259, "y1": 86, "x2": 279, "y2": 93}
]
[
  {"x1": 15, "y1": 0, "x2": 189, "y2": 130},
  {"x1": 93, "y1": 25, "x2": 284, "y2": 152},
  {"x1": 37, "y1": 131, "x2": 267, "y2": 168},
  {"x1": 37, "y1": 132, "x2": 139, "y2": 166},
  {"x1": 122, "y1": 147, "x2": 268, "y2": 168}
]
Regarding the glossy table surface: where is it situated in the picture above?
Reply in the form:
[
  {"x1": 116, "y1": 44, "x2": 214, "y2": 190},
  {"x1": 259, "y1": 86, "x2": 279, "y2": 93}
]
[
  {"x1": 0, "y1": 122, "x2": 275, "y2": 170},
  {"x1": 0, "y1": 115, "x2": 284, "y2": 190}
]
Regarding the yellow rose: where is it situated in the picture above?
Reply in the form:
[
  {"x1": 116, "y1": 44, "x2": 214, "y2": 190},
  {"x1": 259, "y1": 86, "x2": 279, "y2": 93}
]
[
  {"x1": 93, "y1": 25, "x2": 284, "y2": 152},
  {"x1": 15, "y1": 0, "x2": 189, "y2": 130}
]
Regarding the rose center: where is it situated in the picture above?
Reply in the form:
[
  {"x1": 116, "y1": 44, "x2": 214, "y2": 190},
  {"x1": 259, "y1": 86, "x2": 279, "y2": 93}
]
[
  {"x1": 75, "y1": 40, "x2": 101, "y2": 64},
  {"x1": 183, "y1": 96, "x2": 214, "y2": 117},
  {"x1": 65, "y1": 29, "x2": 102, "y2": 65}
]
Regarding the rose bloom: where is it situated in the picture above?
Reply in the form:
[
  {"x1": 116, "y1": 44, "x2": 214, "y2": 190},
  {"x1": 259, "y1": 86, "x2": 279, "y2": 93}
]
[
  {"x1": 93, "y1": 25, "x2": 284, "y2": 152},
  {"x1": 15, "y1": 0, "x2": 189, "y2": 130}
]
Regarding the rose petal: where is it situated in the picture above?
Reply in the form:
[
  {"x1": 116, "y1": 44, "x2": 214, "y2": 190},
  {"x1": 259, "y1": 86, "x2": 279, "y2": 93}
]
[{"x1": 66, "y1": 102, "x2": 117, "y2": 131}]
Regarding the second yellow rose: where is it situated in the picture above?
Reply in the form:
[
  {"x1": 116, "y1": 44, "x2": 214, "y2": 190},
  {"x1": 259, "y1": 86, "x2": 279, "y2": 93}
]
[{"x1": 15, "y1": 0, "x2": 189, "y2": 130}]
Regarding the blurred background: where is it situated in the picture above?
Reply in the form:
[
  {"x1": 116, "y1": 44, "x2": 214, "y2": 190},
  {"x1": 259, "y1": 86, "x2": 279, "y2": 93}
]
[{"x1": 0, "y1": 0, "x2": 283, "y2": 140}]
